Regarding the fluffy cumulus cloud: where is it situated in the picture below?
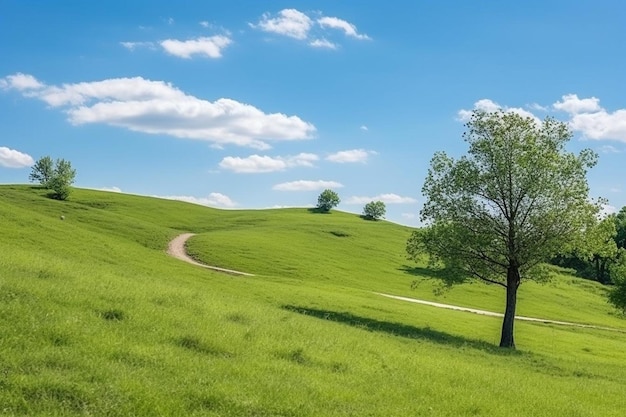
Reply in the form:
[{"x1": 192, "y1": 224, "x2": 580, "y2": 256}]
[
  {"x1": 553, "y1": 94, "x2": 601, "y2": 115},
  {"x1": 317, "y1": 17, "x2": 370, "y2": 40},
  {"x1": 252, "y1": 9, "x2": 371, "y2": 47},
  {"x1": 326, "y1": 149, "x2": 375, "y2": 163},
  {"x1": 0, "y1": 73, "x2": 315, "y2": 149},
  {"x1": 0, "y1": 73, "x2": 43, "y2": 90},
  {"x1": 553, "y1": 94, "x2": 626, "y2": 142},
  {"x1": 219, "y1": 153, "x2": 318, "y2": 173},
  {"x1": 345, "y1": 193, "x2": 417, "y2": 205},
  {"x1": 272, "y1": 180, "x2": 343, "y2": 191},
  {"x1": 458, "y1": 99, "x2": 539, "y2": 123},
  {"x1": 161, "y1": 192, "x2": 237, "y2": 208},
  {"x1": 160, "y1": 36, "x2": 232, "y2": 59},
  {"x1": 253, "y1": 9, "x2": 312, "y2": 40},
  {"x1": 0, "y1": 146, "x2": 34, "y2": 168}
]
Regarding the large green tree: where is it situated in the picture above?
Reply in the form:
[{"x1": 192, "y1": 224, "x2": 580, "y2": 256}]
[{"x1": 418, "y1": 110, "x2": 599, "y2": 348}]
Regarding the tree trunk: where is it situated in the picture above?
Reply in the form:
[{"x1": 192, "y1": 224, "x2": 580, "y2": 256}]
[{"x1": 499, "y1": 266, "x2": 520, "y2": 348}]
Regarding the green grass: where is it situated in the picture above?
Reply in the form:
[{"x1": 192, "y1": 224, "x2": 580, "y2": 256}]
[{"x1": 1, "y1": 184, "x2": 626, "y2": 416}]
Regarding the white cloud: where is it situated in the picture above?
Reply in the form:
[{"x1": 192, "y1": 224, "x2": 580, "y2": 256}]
[
  {"x1": 199, "y1": 21, "x2": 210, "y2": 28},
  {"x1": 553, "y1": 94, "x2": 601, "y2": 115},
  {"x1": 458, "y1": 99, "x2": 539, "y2": 123},
  {"x1": 528, "y1": 103, "x2": 548, "y2": 112},
  {"x1": 552, "y1": 94, "x2": 626, "y2": 141},
  {"x1": 269, "y1": 204, "x2": 315, "y2": 209},
  {"x1": 401, "y1": 213, "x2": 416, "y2": 219},
  {"x1": 160, "y1": 36, "x2": 232, "y2": 59},
  {"x1": 568, "y1": 108, "x2": 626, "y2": 142},
  {"x1": 252, "y1": 9, "x2": 371, "y2": 48},
  {"x1": 326, "y1": 149, "x2": 375, "y2": 163},
  {"x1": 552, "y1": 94, "x2": 626, "y2": 142},
  {"x1": 219, "y1": 153, "x2": 318, "y2": 173},
  {"x1": 167, "y1": 17, "x2": 175, "y2": 25},
  {"x1": 98, "y1": 186, "x2": 122, "y2": 193},
  {"x1": 253, "y1": 9, "x2": 312, "y2": 40},
  {"x1": 0, "y1": 73, "x2": 315, "y2": 149},
  {"x1": 309, "y1": 38, "x2": 338, "y2": 49},
  {"x1": 273, "y1": 180, "x2": 343, "y2": 191},
  {"x1": 599, "y1": 145, "x2": 621, "y2": 153},
  {"x1": 317, "y1": 16, "x2": 370, "y2": 40},
  {"x1": 0, "y1": 73, "x2": 43, "y2": 90},
  {"x1": 162, "y1": 192, "x2": 237, "y2": 208},
  {"x1": 360, "y1": 125, "x2": 368, "y2": 131},
  {"x1": 0, "y1": 146, "x2": 34, "y2": 168},
  {"x1": 346, "y1": 193, "x2": 417, "y2": 205},
  {"x1": 120, "y1": 41, "x2": 155, "y2": 51}
]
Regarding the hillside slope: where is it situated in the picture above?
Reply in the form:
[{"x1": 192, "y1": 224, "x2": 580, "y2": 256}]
[{"x1": 1, "y1": 185, "x2": 625, "y2": 416}]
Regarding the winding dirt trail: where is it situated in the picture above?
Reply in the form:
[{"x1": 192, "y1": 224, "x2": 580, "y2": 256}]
[
  {"x1": 376, "y1": 293, "x2": 625, "y2": 332},
  {"x1": 167, "y1": 233, "x2": 254, "y2": 276},
  {"x1": 166, "y1": 233, "x2": 623, "y2": 332}
]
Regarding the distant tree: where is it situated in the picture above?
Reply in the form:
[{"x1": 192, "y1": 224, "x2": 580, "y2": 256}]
[
  {"x1": 29, "y1": 155, "x2": 54, "y2": 186},
  {"x1": 552, "y1": 210, "x2": 626, "y2": 284},
  {"x1": 570, "y1": 215, "x2": 618, "y2": 284},
  {"x1": 608, "y1": 252, "x2": 626, "y2": 314},
  {"x1": 317, "y1": 189, "x2": 340, "y2": 212},
  {"x1": 418, "y1": 110, "x2": 599, "y2": 348},
  {"x1": 29, "y1": 156, "x2": 76, "y2": 200},
  {"x1": 363, "y1": 201, "x2": 386, "y2": 220},
  {"x1": 615, "y1": 207, "x2": 626, "y2": 249}
]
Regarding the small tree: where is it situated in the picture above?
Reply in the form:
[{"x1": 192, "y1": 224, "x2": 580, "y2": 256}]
[
  {"x1": 418, "y1": 110, "x2": 599, "y2": 348},
  {"x1": 29, "y1": 156, "x2": 76, "y2": 200},
  {"x1": 317, "y1": 189, "x2": 340, "y2": 212},
  {"x1": 363, "y1": 201, "x2": 386, "y2": 220},
  {"x1": 29, "y1": 155, "x2": 54, "y2": 186}
]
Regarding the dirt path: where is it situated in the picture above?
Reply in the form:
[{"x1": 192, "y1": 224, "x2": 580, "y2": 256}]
[
  {"x1": 167, "y1": 233, "x2": 254, "y2": 276},
  {"x1": 376, "y1": 293, "x2": 625, "y2": 332},
  {"x1": 165, "y1": 234, "x2": 622, "y2": 331}
]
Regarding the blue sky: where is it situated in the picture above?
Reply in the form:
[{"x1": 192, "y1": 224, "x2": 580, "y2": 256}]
[{"x1": 1, "y1": 1, "x2": 625, "y2": 225}]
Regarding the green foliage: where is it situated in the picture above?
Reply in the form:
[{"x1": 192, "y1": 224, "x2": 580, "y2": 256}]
[
  {"x1": 49, "y1": 158, "x2": 76, "y2": 200},
  {"x1": 406, "y1": 230, "x2": 422, "y2": 262},
  {"x1": 608, "y1": 251, "x2": 626, "y2": 313},
  {"x1": 419, "y1": 110, "x2": 599, "y2": 347},
  {"x1": 28, "y1": 155, "x2": 54, "y2": 186},
  {"x1": 29, "y1": 156, "x2": 77, "y2": 200},
  {"x1": 363, "y1": 200, "x2": 386, "y2": 220},
  {"x1": 615, "y1": 206, "x2": 626, "y2": 249},
  {"x1": 555, "y1": 214, "x2": 619, "y2": 284},
  {"x1": 317, "y1": 188, "x2": 340, "y2": 212}
]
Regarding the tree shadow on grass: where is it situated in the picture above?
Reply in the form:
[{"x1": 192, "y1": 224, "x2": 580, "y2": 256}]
[
  {"x1": 307, "y1": 208, "x2": 331, "y2": 214},
  {"x1": 282, "y1": 305, "x2": 520, "y2": 356},
  {"x1": 358, "y1": 214, "x2": 378, "y2": 221},
  {"x1": 399, "y1": 265, "x2": 448, "y2": 279}
]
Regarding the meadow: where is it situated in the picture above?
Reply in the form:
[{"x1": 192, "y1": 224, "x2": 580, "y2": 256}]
[{"x1": 1, "y1": 184, "x2": 625, "y2": 416}]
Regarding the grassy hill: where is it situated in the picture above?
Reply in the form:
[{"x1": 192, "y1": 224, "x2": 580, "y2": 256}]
[{"x1": 1, "y1": 184, "x2": 625, "y2": 416}]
